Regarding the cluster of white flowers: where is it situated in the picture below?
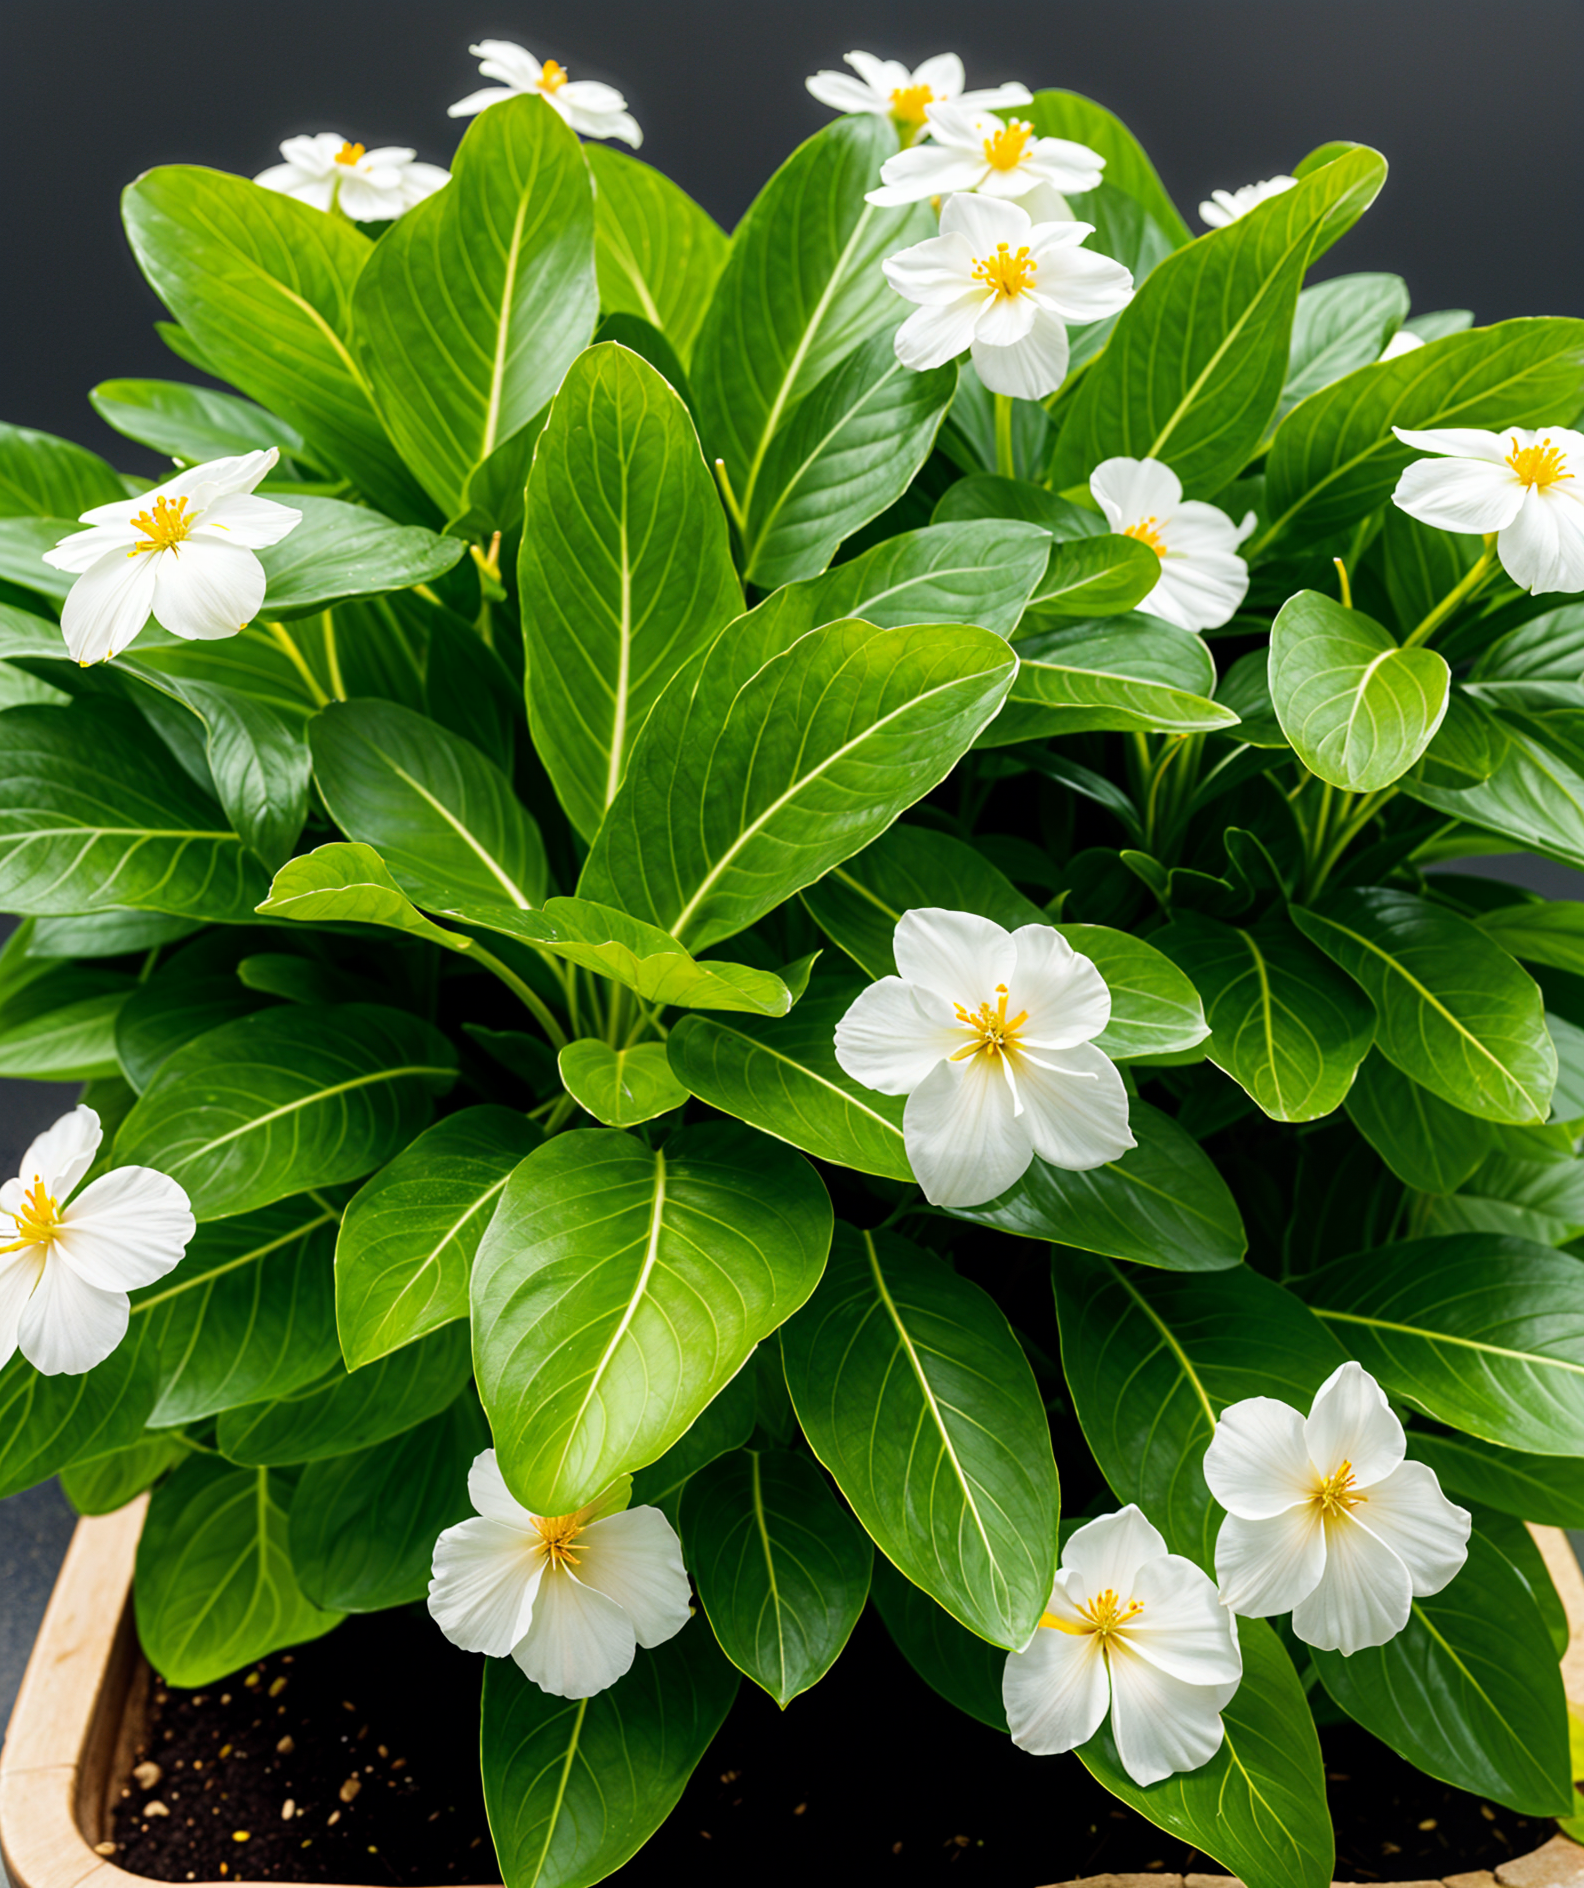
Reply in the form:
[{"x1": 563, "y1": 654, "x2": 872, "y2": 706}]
[{"x1": 1392, "y1": 424, "x2": 1584, "y2": 594}]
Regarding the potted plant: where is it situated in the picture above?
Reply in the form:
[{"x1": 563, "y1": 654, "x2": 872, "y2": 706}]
[{"x1": 2, "y1": 32, "x2": 1584, "y2": 1888}]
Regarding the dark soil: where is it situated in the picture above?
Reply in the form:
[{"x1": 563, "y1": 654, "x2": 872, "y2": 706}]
[{"x1": 109, "y1": 1602, "x2": 1555, "y2": 1885}]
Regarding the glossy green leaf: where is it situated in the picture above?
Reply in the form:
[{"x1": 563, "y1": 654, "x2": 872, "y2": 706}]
[
  {"x1": 1275, "y1": 272, "x2": 1409, "y2": 427},
  {"x1": 1049, "y1": 148, "x2": 1387, "y2": 498},
  {"x1": 581, "y1": 617, "x2": 1016, "y2": 952},
  {"x1": 1026, "y1": 533, "x2": 1162, "y2": 618},
  {"x1": 586, "y1": 145, "x2": 729, "y2": 364},
  {"x1": 0, "y1": 517, "x2": 72, "y2": 601},
  {"x1": 134, "y1": 1454, "x2": 342, "y2": 1687},
  {"x1": 1478, "y1": 900, "x2": 1584, "y2": 977},
  {"x1": 989, "y1": 615, "x2": 1239, "y2": 744},
  {"x1": 1402, "y1": 707, "x2": 1584, "y2": 872},
  {"x1": 335, "y1": 1105, "x2": 540, "y2": 1369},
  {"x1": 309, "y1": 699, "x2": 547, "y2": 910},
  {"x1": 867, "y1": 1555, "x2": 1008, "y2": 1730},
  {"x1": 257, "y1": 842, "x2": 472, "y2": 951},
  {"x1": 0, "y1": 964, "x2": 132, "y2": 1079},
  {"x1": 116, "y1": 1002, "x2": 456, "y2": 1219},
  {"x1": 255, "y1": 496, "x2": 462, "y2": 614},
  {"x1": 1408, "y1": 1430, "x2": 1584, "y2": 1531},
  {"x1": 931, "y1": 473, "x2": 1105, "y2": 536},
  {"x1": 352, "y1": 95, "x2": 597, "y2": 519},
  {"x1": 521, "y1": 341, "x2": 742, "y2": 840},
  {"x1": 1053, "y1": 1249, "x2": 1348, "y2": 1567},
  {"x1": 782, "y1": 1223, "x2": 1059, "y2": 1650},
  {"x1": 556, "y1": 1041, "x2": 680, "y2": 1129},
  {"x1": 681, "y1": 1446, "x2": 871, "y2": 1706},
  {"x1": 0, "y1": 1334, "x2": 157, "y2": 1500},
  {"x1": 628, "y1": 1368, "x2": 758, "y2": 1515},
  {"x1": 953, "y1": 1100, "x2": 1246, "y2": 1270},
  {"x1": 481, "y1": 1625, "x2": 738, "y2": 1888},
  {"x1": 60, "y1": 1429, "x2": 189, "y2": 1516},
  {"x1": 1025, "y1": 91, "x2": 1191, "y2": 246},
  {"x1": 1269, "y1": 590, "x2": 1449, "y2": 791},
  {"x1": 1342, "y1": 1051, "x2": 1496, "y2": 1193},
  {"x1": 474, "y1": 1122, "x2": 831, "y2": 1514},
  {"x1": 1297, "y1": 1232, "x2": 1584, "y2": 1454},
  {"x1": 89, "y1": 377, "x2": 321, "y2": 471},
  {"x1": 1054, "y1": 922, "x2": 1212, "y2": 1064},
  {"x1": 0, "y1": 420, "x2": 126, "y2": 518},
  {"x1": 1313, "y1": 1529, "x2": 1571, "y2": 1816},
  {"x1": 1291, "y1": 888, "x2": 1556, "y2": 1124}
]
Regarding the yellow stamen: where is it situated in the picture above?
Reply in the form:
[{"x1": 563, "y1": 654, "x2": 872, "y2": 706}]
[
  {"x1": 982, "y1": 120, "x2": 1034, "y2": 171},
  {"x1": 1507, "y1": 436, "x2": 1571, "y2": 490},
  {"x1": 538, "y1": 59, "x2": 570, "y2": 93},
  {"x1": 1312, "y1": 1458, "x2": 1364, "y2": 1519},
  {"x1": 1, "y1": 1175, "x2": 61, "y2": 1253},
  {"x1": 950, "y1": 982, "x2": 1029, "y2": 1063},
  {"x1": 532, "y1": 1510, "x2": 585, "y2": 1568},
  {"x1": 1124, "y1": 516, "x2": 1168, "y2": 558},
  {"x1": 888, "y1": 82, "x2": 935, "y2": 126},
  {"x1": 971, "y1": 242, "x2": 1038, "y2": 300},
  {"x1": 333, "y1": 141, "x2": 366, "y2": 167},
  {"x1": 126, "y1": 494, "x2": 195, "y2": 558},
  {"x1": 1041, "y1": 1587, "x2": 1145, "y2": 1642}
]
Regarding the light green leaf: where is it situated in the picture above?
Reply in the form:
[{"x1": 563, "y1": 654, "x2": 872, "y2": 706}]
[
  {"x1": 473, "y1": 1122, "x2": 831, "y2": 1514},
  {"x1": 89, "y1": 377, "x2": 321, "y2": 471},
  {"x1": 1025, "y1": 533, "x2": 1162, "y2": 618},
  {"x1": 558, "y1": 1040, "x2": 685, "y2": 1128},
  {"x1": 0, "y1": 517, "x2": 73, "y2": 601},
  {"x1": 134, "y1": 1455, "x2": 342, "y2": 1687},
  {"x1": 521, "y1": 341, "x2": 742, "y2": 841},
  {"x1": 1408, "y1": 1430, "x2": 1584, "y2": 1531},
  {"x1": 255, "y1": 496, "x2": 463, "y2": 614},
  {"x1": 116, "y1": 1002, "x2": 456, "y2": 1220},
  {"x1": 1269, "y1": 590, "x2": 1449, "y2": 791},
  {"x1": 988, "y1": 615, "x2": 1239, "y2": 744},
  {"x1": 1275, "y1": 272, "x2": 1409, "y2": 427},
  {"x1": 0, "y1": 420, "x2": 126, "y2": 518},
  {"x1": 335, "y1": 1105, "x2": 540, "y2": 1369},
  {"x1": 352, "y1": 94, "x2": 597, "y2": 520},
  {"x1": 782, "y1": 1223, "x2": 1060, "y2": 1650},
  {"x1": 1342, "y1": 1051, "x2": 1496, "y2": 1193},
  {"x1": 1401, "y1": 707, "x2": 1584, "y2": 871},
  {"x1": 1478, "y1": 900, "x2": 1584, "y2": 977},
  {"x1": 1291, "y1": 888, "x2": 1556, "y2": 1124},
  {"x1": 586, "y1": 146, "x2": 729, "y2": 365},
  {"x1": 1054, "y1": 922, "x2": 1211, "y2": 1064},
  {"x1": 257, "y1": 842, "x2": 472, "y2": 950},
  {"x1": 0, "y1": 964, "x2": 132, "y2": 1079},
  {"x1": 681, "y1": 1446, "x2": 871, "y2": 1706},
  {"x1": 0, "y1": 1334, "x2": 157, "y2": 1500}
]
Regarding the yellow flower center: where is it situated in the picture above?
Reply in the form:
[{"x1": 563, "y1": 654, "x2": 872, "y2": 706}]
[
  {"x1": 532, "y1": 1510, "x2": 585, "y2": 1568},
  {"x1": 889, "y1": 82, "x2": 935, "y2": 126},
  {"x1": 982, "y1": 120, "x2": 1034, "y2": 171},
  {"x1": 2, "y1": 1175, "x2": 61, "y2": 1253},
  {"x1": 333, "y1": 141, "x2": 366, "y2": 167},
  {"x1": 971, "y1": 242, "x2": 1038, "y2": 301},
  {"x1": 1507, "y1": 436, "x2": 1571, "y2": 490},
  {"x1": 950, "y1": 983, "x2": 1028, "y2": 1063},
  {"x1": 1041, "y1": 1587, "x2": 1146, "y2": 1642},
  {"x1": 1124, "y1": 516, "x2": 1168, "y2": 558},
  {"x1": 539, "y1": 59, "x2": 570, "y2": 94},
  {"x1": 1312, "y1": 1458, "x2": 1364, "y2": 1520},
  {"x1": 126, "y1": 494, "x2": 196, "y2": 558}
]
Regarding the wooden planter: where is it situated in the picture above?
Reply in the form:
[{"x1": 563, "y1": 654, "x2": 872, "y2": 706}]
[{"x1": 4, "y1": 1504, "x2": 1584, "y2": 1888}]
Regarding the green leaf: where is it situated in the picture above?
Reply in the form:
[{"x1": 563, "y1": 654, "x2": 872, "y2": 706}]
[
  {"x1": 681, "y1": 1446, "x2": 871, "y2": 1706},
  {"x1": 0, "y1": 1336, "x2": 157, "y2": 1500},
  {"x1": 352, "y1": 95, "x2": 597, "y2": 520},
  {"x1": 0, "y1": 517, "x2": 72, "y2": 601},
  {"x1": 134, "y1": 1455, "x2": 342, "y2": 1687},
  {"x1": 581, "y1": 617, "x2": 1016, "y2": 952},
  {"x1": 556, "y1": 1040, "x2": 685, "y2": 1128},
  {"x1": 1479, "y1": 900, "x2": 1584, "y2": 977},
  {"x1": 121, "y1": 166, "x2": 428, "y2": 522},
  {"x1": 309, "y1": 699, "x2": 547, "y2": 910},
  {"x1": 1313, "y1": 1529, "x2": 1571, "y2": 1816},
  {"x1": 255, "y1": 496, "x2": 463, "y2": 614},
  {"x1": 215, "y1": 1322, "x2": 474, "y2": 1464},
  {"x1": 1026, "y1": 533, "x2": 1162, "y2": 618},
  {"x1": 1290, "y1": 888, "x2": 1557, "y2": 1124},
  {"x1": 89, "y1": 377, "x2": 322, "y2": 471},
  {"x1": 1408, "y1": 1430, "x2": 1584, "y2": 1531},
  {"x1": 1055, "y1": 922, "x2": 1212, "y2": 1064},
  {"x1": 1260, "y1": 317, "x2": 1584, "y2": 548},
  {"x1": 932, "y1": 473, "x2": 1105, "y2": 536},
  {"x1": 1053, "y1": 1249, "x2": 1347, "y2": 1567},
  {"x1": 629, "y1": 1368, "x2": 758, "y2": 1513},
  {"x1": 1342, "y1": 1052, "x2": 1496, "y2": 1192},
  {"x1": 867, "y1": 1555, "x2": 1008, "y2": 1729},
  {"x1": 116, "y1": 1002, "x2": 456, "y2": 1219},
  {"x1": 782, "y1": 1223, "x2": 1060, "y2": 1650},
  {"x1": 0, "y1": 964, "x2": 132, "y2": 1079},
  {"x1": 474, "y1": 1122, "x2": 831, "y2": 1514},
  {"x1": 952, "y1": 1099, "x2": 1246, "y2": 1270},
  {"x1": 335, "y1": 1105, "x2": 539, "y2": 1370},
  {"x1": 586, "y1": 145, "x2": 729, "y2": 365},
  {"x1": 521, "y1": 341, "x2": 742, "y2": 841},
  {"x1": 1275, "y1": 272, "x2": 1409, "y2": 428},
  {"x1": 1081, "y1": 1617, "x2": 1333, "y2": 1888},
  {"x1": 130, "y1": 1197, "x2": 342, "y2": 1425},
  {"x1": 256, "y1": 842, "x2": 473, "y2": 950},
  {"x1": 61, "y1": 1430, "x2": 189, "y2": 1516},
  {"x1": 480, "y1": 1626, "x2": 738, "y2": 1888},
  {"x1": 1049, "y1": 147, "x2": 1387, "y2": 498},
  {"x1": 1155, "y1": 910, "x2": 1376, "y2": 1121},
  {"x1": 290, "y1": 1395, "x2": 488, "y2": 1612},
  {"x1": 1297, "y1": 1232, "x2": 1584, "y2": 1454},
  {"x1": 0, "y1": 420, "x2": 127, "y2": 518},
  {"x1": 0, "y1": 698, "x2": 265, "y2": 921},
  {"x1": 1268, "y1": 590, "x2": 1449, "y2": 791},
  {"x1": 666, "y1": 978, "x2": 911, "y2": 1181},
  {"x1": 1401, "y1": 706, "x2": 1584, "y2": 872},
  {"x1": 988, "y1": 615, "x2": 1239, "y2": 744}
]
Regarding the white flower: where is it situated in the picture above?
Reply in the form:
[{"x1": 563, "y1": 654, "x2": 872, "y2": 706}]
[
  {"x1": 833, "y1": 907, "x2": 1135, "y2": 1209},
  {"x1": 883, "y1": 195, "x2": 1133, "y2": 403},
  {"x1": 0, "y1": 1106, "x2": 193, "y2": 1378},
  {"x1": 1004, "y1": 1505, "x2": 1242, "y2": 1785},
  {"x1": 1090, "y1": 457, "x2": 1256, "y2": 633},
  {"x1": 1198, "y1": 176, "x2": 1298, "y2": 228},
  {"x1": 1206, "y1": 1361, "x2": 1471, "y2": 1656},
  {"x1": 1391, "y1": 424, "x2": 1584, "y2": 596},
  {"x1": 42, "y1": 449, "x2": 301, "y2": 664},
  {"x1": 254, "y1": 135, "x2": 449, "y2": 221},
  {"x1": 428, "y1": 1450, "x2": 692, "y2": 1698},
  {"x1": 868, "y1": 101, "x2": 1103, "y2": 208},
  {"x1": 1379, "y1": 328, "x2": 1424, "y2": 361},
  {"x1": 805, "y1": 51, "x2": 1031, "y2": 135},
  {"x1": 448, "y1": 39, "x2": 641, "y2": 147}
]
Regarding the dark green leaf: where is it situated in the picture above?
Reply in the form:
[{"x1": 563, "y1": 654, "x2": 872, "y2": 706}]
[
  {"x1": 1276, "y1": 273, "x2": 1409, "y2": 427},
  {"x1": 1342, "y1": 1052, "x2": 1496, "y2": 1192},
  {"x1": 0, "y1": 1333, "x2": 157, "y2": 1499}
]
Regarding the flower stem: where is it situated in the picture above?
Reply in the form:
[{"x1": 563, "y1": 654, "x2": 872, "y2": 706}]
[
  {"x1": 320, "y1": 608, "x2": 347, "y2": 701},
  {"x1": 1401, "y1": 540, "x2": 1498, "y2": 649},
  {"x1": 713, "y1": 458, "x2": 748, "y2": 536},
  {"x1": 1332, "y1": 557, "x2": 1352, "y2": 610},
  {"x1": 468, "y1": 943, "x2": 568, "y2": 1051},
  {"x1": 265, "y1": 620, "x2": 330, "y2": 708},
  {"x1": 994, "y1": 394, "x2": 1016, "y2": 479}
]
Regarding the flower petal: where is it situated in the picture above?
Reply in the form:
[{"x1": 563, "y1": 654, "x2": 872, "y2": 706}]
[
  {"x1": 576, "y1": 1506, "x2": 693, "y2": 1648},
  {"x1": 806, "y1": 71, "x2": 887, "y2": 114},
  {"x1": 58, "y1": 546, "x2": 160, "y2": 663},
  {"x1": 1030, "y1": 243, "x2": 1133, "y2": 324},
  {"x1": 17, "y1": 1255, "x2": 128, "y2": 1376},
  {"x1": 150, "y1": 538, "x2": 266, "y2": 641},
  {"x1": 1025, "y1": 137, "x2": 1106, "y2": 195},
  {"x1": 1305, "y1": 1360, "x2": 1404, "y2": 1488},
  {"x1": 973, "y1": 291, "x2": 1038, "y2": 349},
  {"x1": 1358, "y1": 1459, "x2": 1470, "y2": 1598},
  {"x1": 1214, "y1": 1503, "x2": 1327, "y2": 1615},
  {"x1": 938, "y1": 191, "x2": 1032, "y2": 252},
  {"x1": 1122, "y1": 1553, "x2": 1242, "y2": 1689},
  {"x1": 1147, "y1": 545, "x2": 1250, "y2": 633},
  {"x1": 428, "y1": 1516, "x2": 543, "y2": 1656},
  {"x1": 868, "y1": 145, "x2": 984, "y2": 206},
  {"x1": 1203, "y1": 1395, "x2": 1314, "y2": 1519},
  {"x1": 512, "y1": 1566, "x2": 639, "y2": 1698},
  {"x1": 958, "y1": 81, "x2": 1035, "y2": 112},
  {"x1": 1163, "y1": 500, "x2": 1247, "y2": 557},
  {"x1": 971, "y1": 306, "x2": 1069, "y2": 401},
  {"x1": 1063, "y1": 1504, "x2": 1169, "y2": 1598},
  {"x1": 1002, "y1": 1622, "x2": 1109, "y2": 1755},
  {"x1": 13, "y1": 1104, "x2": 102, "y2": 1204},
  {"x1": 0, "y1": 1249, "x2": 40, "y2": 1370},
  {"x1": 912, "y1": 53, "x2": 967, "y2": 99},
  {"x1": 1290, "y1": 1513, "x2": 1412, "y2": 1654},
  {"x1": 1106, "y1": 1638, "x2": 1228, "y2": 1786},
  {"x1": 833, "y1": 976, "x2": 962, "y2": 1096},
  {"x1": 53, "y1": 1167, "x2": 193, "y2": 1292},
  {"x1": 447, "y1": 86, "x2": 518, "y2": 118},
  {"x1": 903, "y1": 1055, "x2": 1029, "y2": 1208},
  {"x1": 1393, "y1": 456, "x2": 1525, "y2": 535},
  {"x1": 468, "y1": 1447, "x2": 536, "y2": 1527},
  {"x1": 845, "y1": 52, "x2": 910, "y2": 97},
  {"x1": 882, "y1": 232, "x2": 977, "y2": 307},
  {"x1": 1499, "y1": 484, "x2": 1584, "y2": 595},
  {"x1": 1391, "y1": 425, "x2": 1511, "y2": 464},
  {"x1": 1008, "y1": 925, "x2": 1110, "y2": 1048},
  {"x1": 1011, "y1": 1037, "x2": 1135, "y2": 1170},
  {"x1": 893, "y1": 907, "x2": 1015, "y2": 1004},
  {"x1": 894, "y1": 298, "x2": 988, "y2": 372},
  {"x1": 1090, "y1": 457, "x2": 1183, "y2": 531},
  {"x1": 198, "y1": 491, "x2": 301, "y2": 550}
]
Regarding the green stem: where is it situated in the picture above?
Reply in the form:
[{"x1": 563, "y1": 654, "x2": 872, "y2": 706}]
[
  {"x1": 320, "y1": 608, "x2": 347, "y2": 701},
  {"x1": 1401, "y1": 541, "x2": 1498, "y2": 649},
  {"x1": 713, "y1": 458, "x2": 748, "y2": 536},
  {"x1": 993, "y1": 394, "x2": 1016, "y2": 479},
  {"x1": 543, "y1": 1091, "x2": 580, "y2": 1134},
  {"x1": 468, "y1": 943, "x2": 568, "y2": 1051},
  {"x1": 1307, "y1": 787, "x2": 1395, "y2": 898},
  {"x1": 1333, "y1": 557, "x2": 1352, "y2": 610},
  {"x1": 265, "y1": 621, "x2": 330, "y2": 708}
]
